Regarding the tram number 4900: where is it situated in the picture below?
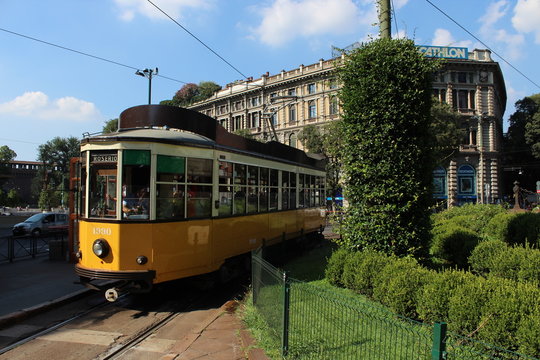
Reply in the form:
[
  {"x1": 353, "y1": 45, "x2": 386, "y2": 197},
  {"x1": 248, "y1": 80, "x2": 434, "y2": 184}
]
[{"x1": 93, "y1": 227, "x2": 112, "y2": 236}]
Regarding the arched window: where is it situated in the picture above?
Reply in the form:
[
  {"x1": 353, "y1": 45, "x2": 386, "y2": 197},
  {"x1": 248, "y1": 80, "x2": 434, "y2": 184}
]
[{"x1": 289, "y1": 133, "x2": 297, "y2": 148}]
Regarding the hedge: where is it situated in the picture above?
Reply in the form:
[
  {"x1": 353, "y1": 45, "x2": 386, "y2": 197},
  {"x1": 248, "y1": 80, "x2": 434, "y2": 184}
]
[{"x1": 325, "y1": 248, "x2": 540, "y2": 357}]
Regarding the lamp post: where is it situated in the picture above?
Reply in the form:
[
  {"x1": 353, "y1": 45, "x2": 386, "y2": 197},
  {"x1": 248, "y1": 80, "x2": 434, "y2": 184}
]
[{"x1": 135, "y1": 68, "x2": 158, "y2": 104}]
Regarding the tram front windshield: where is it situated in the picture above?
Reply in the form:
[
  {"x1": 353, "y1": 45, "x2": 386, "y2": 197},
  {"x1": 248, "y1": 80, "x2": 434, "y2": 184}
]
[{"x1": 86, "y1": 150, "x2": 150, "y2": 220}]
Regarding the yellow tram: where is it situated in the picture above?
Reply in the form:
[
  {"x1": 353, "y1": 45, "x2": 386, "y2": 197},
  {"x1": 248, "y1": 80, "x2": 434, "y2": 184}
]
[{"x1": 74, "y1": 105, "x2": 326, "y2": 300}]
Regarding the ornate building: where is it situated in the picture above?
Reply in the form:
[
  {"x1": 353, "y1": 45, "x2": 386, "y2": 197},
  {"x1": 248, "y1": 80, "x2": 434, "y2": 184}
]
[{"x1": 189, "y1": 47, "x2": 506, "y2": 207}]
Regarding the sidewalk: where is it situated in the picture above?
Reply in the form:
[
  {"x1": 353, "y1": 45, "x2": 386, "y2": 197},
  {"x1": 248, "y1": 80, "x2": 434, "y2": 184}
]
[{"x1": 0, "y1": 256, "x2": 268, "y2": 359}]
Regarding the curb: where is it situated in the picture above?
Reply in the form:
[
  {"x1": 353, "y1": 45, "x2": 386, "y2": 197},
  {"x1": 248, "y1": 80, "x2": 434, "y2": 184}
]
[{"x1": 0, "y1": 288, "x2": 92, "y2": 329}]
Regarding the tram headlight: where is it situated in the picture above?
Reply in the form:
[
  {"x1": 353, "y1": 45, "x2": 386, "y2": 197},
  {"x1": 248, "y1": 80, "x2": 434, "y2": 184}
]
[{"x1": 92, "y1": 239, "x2": 110, "y2": 258}]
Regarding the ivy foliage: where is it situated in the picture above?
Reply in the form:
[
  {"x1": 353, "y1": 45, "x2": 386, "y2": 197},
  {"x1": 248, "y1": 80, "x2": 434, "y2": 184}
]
[{"x1": 336, "y1": 38, "x2": 438, "y2": 259}]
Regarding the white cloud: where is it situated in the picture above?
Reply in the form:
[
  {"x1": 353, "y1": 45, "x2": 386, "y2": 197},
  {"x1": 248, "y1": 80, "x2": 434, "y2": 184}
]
[
  {"x1": 113, "y1": 0, "x2": 214, "y2": 21},
  {"x1": 431, "y1": 28, "x2": 473, "y2": 48},
  {"x1": 512, "y1": 0, "x2": 540, "y2": 43},
  {"x1": 252, "y1": 0, "x2": 373, "y2": 47},
  {"x1": 0, "y1": 91, "x2": 101, "y2": 122},
  {"x1": 479, "y1": 1, "x2": 524, "y2": 60}
]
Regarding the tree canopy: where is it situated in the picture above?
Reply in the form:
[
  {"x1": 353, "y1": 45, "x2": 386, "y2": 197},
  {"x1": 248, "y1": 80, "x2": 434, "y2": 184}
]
[
  {"x1": 36, "y1": 136, "x2": 80, "y2": 209},
  {"x1": 336, "y1": 38, "x2": 438, "y2": 259},
  {"x1": 160, "y1": 81, "x2": 221, "y2": 107},
  {"x1": 103, "y1": 118, "x2": 118, "y2": 133}
]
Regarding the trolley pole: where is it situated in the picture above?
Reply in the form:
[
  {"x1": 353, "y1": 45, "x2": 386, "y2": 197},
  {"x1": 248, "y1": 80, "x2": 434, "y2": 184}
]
[{"x1": 379, "y1": 0, "x2": 391, "y2": 39}]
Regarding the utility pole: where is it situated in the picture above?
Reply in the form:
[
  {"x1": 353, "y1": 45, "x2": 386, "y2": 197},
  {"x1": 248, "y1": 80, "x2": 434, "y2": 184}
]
[{"x1": 379, "y1": 0, "x2": 391, "y2": 39}]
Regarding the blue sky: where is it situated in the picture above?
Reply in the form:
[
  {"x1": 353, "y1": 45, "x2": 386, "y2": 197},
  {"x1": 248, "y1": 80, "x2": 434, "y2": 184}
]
[{"x1": 1, "y1": 0, "x2": 539, "y2": 161}]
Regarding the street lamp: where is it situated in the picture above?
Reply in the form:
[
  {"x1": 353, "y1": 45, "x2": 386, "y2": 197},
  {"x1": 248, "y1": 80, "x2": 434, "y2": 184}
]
[{"x1": 135, "y1": 68, "x2": 158, "y2": 105}]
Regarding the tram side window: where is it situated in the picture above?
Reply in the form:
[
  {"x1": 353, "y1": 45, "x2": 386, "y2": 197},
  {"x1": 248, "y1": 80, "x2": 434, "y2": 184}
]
[
  {"x1": 290, "y1": 172, "x2": 297, "y2": 209},
  {"x1": 218, "y1": 161, "x2": 233, "y2": 216},
  {"x1": 269, "y1": 169, "x2": 278, "y2": 211},
  {"x1": 186, "y1": 158, "x2": 212, "y2": 218},
  {"x1": 156, "y1": 155, "x2": 185, "y2": 220},
  {"x1": 259, "y1": 168, "x2": 269, "y2": 212},
  {"x1": 282, "y1": 171, "x2": 290, "y2": 210},
  {"x1": 233, "y1": 164, "x2": 246, "y2": 214},
  {"x1": 298, "y1": 174, "x2": 305, "y2": 208},
  {"x1": 122, "y1": 150, "x2": 151, "y2": 220},
  {"x1": 88, "y1": 151, "x2": 118, "y2": 219},
  {"x1": 317, "y1": 176, "x2": 326, "y2": 206},
  {"x1": 247, "y1": 166, "x2": 259, "y2": 213}
]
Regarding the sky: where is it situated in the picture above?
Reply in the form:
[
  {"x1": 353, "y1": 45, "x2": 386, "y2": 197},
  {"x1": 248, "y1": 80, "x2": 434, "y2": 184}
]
[{"x1": 1, "y1": 0, "x2": 539, "y2": 161}]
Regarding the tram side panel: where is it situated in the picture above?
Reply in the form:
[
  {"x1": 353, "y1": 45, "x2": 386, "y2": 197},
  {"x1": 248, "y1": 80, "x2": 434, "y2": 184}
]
[{"x1": 152, "y1": 220, "x2": 212, "y2": 284}]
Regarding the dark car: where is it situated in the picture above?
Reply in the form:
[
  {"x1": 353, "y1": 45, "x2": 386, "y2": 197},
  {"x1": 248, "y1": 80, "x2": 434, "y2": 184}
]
[{"x1": 12, "y1": 212, "x2": 68, "y2": 236}]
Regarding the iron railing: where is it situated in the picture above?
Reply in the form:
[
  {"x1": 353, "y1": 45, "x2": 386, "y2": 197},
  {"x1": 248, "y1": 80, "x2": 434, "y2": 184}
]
[
  {"x1": 0, "y1": 232, "x2": 67, "y2": 263},
  {"x1": 251, "y1": 250, "x2": 539, "y2": 360}
]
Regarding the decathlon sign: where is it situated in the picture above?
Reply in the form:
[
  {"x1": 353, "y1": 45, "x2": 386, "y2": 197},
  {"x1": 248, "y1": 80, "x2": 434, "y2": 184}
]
[{"x1": 417, "y1": 45, "x2": 469, "y2": 59}]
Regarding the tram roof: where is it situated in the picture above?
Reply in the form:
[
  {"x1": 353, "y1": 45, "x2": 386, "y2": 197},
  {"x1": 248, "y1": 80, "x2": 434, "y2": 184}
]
[{"x1": 82, "y1": 105, "x2": 326, "y2": 170}]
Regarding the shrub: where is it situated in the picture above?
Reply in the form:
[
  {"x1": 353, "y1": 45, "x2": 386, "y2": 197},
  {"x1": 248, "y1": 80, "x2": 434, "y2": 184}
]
[
  {"x1": 325, "y1": 248, "x2": 350, "y2": 287},
  {"x1": 516, "y1": 306, "x2": 540, "y2": 357},
  {"x1": 478, "y1": 280, "x2": 540, "y2": 353},
  {"x1": 432, "y1": 204, "x2": 506, "y2": 232},
  {"x1": 341, "y1": 249, "x2": 390, "y2": 297},
  {"x1": 483, "y1": 212, "x2": 517, "y2": 242},
  {"x1": 372, "y1": 257, "x2": 433, "y2": 319},
  {"x1": 506, "y1": 212, "x2": 540, "y2": 247},
  {"x1": 416, "y1": 269, "x2": 476, "y2": 324},
  {"x1": 447, "y1": 276, "x2": 495, "y2": 335},
  {"x1": 430, "y1": 222, "x2": 481, "y2": 268},
  {"x1": 468, "y1": 240, "x2": 507, "y2": 275}
]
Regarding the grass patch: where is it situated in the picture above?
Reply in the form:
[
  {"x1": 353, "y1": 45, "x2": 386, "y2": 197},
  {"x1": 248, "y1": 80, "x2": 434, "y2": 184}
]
[{"x1": 240, "y1": 241, "x2": 433, "y2": 359}]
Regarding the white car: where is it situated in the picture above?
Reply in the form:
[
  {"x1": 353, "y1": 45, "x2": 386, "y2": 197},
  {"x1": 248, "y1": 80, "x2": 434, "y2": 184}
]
[{"x1": 12, "y1": 212, "x2": 68, "y2": 236}]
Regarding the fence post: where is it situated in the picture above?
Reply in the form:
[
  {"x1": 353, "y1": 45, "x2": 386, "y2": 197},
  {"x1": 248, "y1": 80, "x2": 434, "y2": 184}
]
[
  {"x1": 251, "y1": 248, "x2": 262, "y2": 306},
  {"x1": 8, "y1": 237, "x2": 14, "y2": 263},
  {"x1": 281, "y1": 271, "x2": 290, "y2": 357},
  {"x1": 432, "y1": 321, "x2": 447, "y2": 360}
]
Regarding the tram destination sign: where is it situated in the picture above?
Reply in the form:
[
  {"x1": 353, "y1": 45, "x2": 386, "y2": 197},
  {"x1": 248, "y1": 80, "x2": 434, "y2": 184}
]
[
  {"x1": 417, "y1": 45, "x2": 469, "y2": 60},
  {"x1": 91, "y1": 153, "x2": 118, "y2": 164}
]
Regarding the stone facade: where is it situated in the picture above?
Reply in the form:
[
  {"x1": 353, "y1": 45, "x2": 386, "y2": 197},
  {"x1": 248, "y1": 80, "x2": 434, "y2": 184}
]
[{"x1": 189, "y1": 49, "x2": 506, "y2": 207}]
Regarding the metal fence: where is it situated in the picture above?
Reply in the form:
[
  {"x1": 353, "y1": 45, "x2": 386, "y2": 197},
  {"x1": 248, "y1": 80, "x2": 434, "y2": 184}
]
[
  {"x1": 251, "y1": 250, "x2": 539, "y2": 360},
  {"x1": 0, "y1": 232, "x2": 68, "y2": 263}
]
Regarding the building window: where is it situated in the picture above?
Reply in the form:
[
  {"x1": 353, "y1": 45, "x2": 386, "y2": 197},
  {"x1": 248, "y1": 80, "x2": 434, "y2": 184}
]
[
  {"x1": 308, "y1": 83, "x2": 316, "y2": 94},
  {"x1": 289, "y1": 105, "x2": 296, "y2": 123},
  {"x1": 329, "y1": 78, "x2": 338, "y2": 89},
  {"x1": 330, "y1": 96, "x2": 338, "y2": 115},
  {"x1": 234, "y1": 116, "x2": 242, "y2": 130},
  {"x1": 250, "y1": 97, "x2": 260, "y2": 107},
  {"x1": 250, "y1": 112, "x2": 260, "y2": 128},
  {"x1": 308, "y1": 101, "x2": 317, "y2": 119},
  {"x1": 288, "y1": 88, "x2": 296, "y2": 96},
  {"x1": 432, "y1": 166, "x2": 447, "y2": 199},
  {"x1": 271, "y1": 112, "x2": 278, "y2": 126},
  {"x1": 289, "y1": 133, "x2": 297, "y2": 148},
  {"x1": 457, "y1": 164, "x2": 476, "y2": 202}
]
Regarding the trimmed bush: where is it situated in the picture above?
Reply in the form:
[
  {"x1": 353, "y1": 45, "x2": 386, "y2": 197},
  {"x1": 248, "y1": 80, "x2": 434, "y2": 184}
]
[
  {"x1": 517, "y1": 306, "x2": 540, "y2": 357},
  {"x1": 325, "y1": 248, "x2": 350, "y2": 287},
  {"x1": 372, "y1": 257, "x2": 433, "y2": 319},
  {"x1": 506, "y1": 212, "x2": 540, "y2": 247},
  {"x1": 483, "y1": 212, "x2": 517, "y2": 242},
  {"x1": 416, "y1": 269, "x2": 476, "y2": 324},
  {"x1": 468, "y1": 240, "x2": 507, "y2": 275},
  {"x1": 432, "y1": 204, "x2": 506, "y2": 233},
  {"x1": 342, "y1": 249, "x2": 390, "y2": 297},
  {"x1": 447, "y1": 276, "x2": 495, "y2": 335},
  {"x1": 430, "y1": 222, "x2": 480, "y2": 268},
  {"x1": 478, "y1": 280, "x2": 540, "y2": 353}
]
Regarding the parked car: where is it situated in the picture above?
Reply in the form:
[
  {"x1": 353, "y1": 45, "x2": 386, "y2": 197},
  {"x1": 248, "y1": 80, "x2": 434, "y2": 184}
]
[{"x1": 12, "y1": 212, "x2": 68, "y2": 236}]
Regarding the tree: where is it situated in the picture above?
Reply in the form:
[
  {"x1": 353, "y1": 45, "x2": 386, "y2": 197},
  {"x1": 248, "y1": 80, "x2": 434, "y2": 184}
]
[
  {"x1": 526, "y1": 111, "x2": 540, "y2": 159},
  {"x1": 233, "y1": 128, "x2": 256, "y2": 140},
  {"x1": 103, "y1": 118, "x2": 118, "y2": 133},
  {"x1": 36, "y1": 136, "x2": 80, "y2": 209},
  {"x1": 336, "y1": 38, "x2": 438, "y2": 259},
  {"x1": 160, "y1": 81, "x2": 221, "y2": 107},
  {"x1": 298, "y1": 123, "x2": 344, "y2": 209},
  {"x1": 0, "y1": 145, "x2": 16, "y2": 186},
  {"x1": 430, "y1": 99, "x2": 465, "y2": 163}
]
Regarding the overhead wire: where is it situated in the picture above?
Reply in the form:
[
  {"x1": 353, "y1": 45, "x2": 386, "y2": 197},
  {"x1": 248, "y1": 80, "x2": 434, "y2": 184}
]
[
  {"x1": 0, "y1": 27, "x2": 187, "y2": 84},
  {"x1": 146, "y1": 0, "x2": 249, "y2": 81},
  {"x1": 423, "y1": 0, "x2": 540, "y2": 91}
]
